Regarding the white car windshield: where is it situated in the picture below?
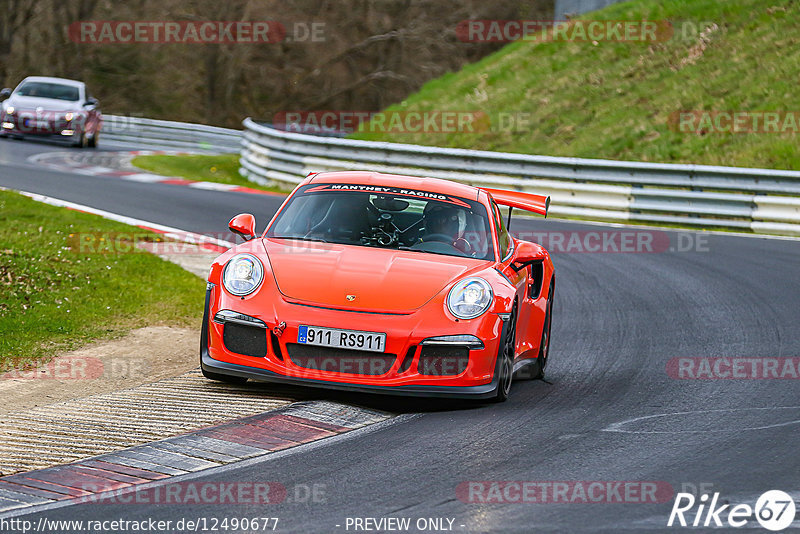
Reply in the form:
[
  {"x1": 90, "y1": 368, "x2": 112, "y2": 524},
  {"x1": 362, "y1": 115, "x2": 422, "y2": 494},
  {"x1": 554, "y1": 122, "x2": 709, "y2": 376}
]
[
  {"x1": 268, "y1": 184, "x2": 495, "y2": 260},
  {"x1": 16, "y1": 82, "x2": 80, "y2": 101}
]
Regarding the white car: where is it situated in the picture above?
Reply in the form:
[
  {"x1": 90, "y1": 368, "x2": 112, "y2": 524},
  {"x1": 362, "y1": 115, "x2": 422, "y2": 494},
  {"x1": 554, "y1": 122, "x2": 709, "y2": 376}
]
[{"x1": 0, "y1": 76, "x2": 102, "y2": 148}]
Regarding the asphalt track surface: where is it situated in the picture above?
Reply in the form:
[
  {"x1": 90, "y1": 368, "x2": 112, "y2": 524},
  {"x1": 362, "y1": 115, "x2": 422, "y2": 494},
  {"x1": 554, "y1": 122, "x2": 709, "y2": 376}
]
[{"x1": 1, "y1": 136, "x2": 798, "y2": 532}]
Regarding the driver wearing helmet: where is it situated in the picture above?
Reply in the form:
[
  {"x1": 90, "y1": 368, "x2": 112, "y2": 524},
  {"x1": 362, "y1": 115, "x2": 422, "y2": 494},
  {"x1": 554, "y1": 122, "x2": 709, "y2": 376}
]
[{"x1": 419, "y1": 203, "x2": 471, "y2": 253}]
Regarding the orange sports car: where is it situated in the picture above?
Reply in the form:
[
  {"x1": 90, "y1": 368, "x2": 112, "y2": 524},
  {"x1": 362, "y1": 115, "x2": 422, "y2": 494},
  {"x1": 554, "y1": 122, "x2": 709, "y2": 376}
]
[{"x1": 201, "y1": 171, "x2": 555, "y2": 401}]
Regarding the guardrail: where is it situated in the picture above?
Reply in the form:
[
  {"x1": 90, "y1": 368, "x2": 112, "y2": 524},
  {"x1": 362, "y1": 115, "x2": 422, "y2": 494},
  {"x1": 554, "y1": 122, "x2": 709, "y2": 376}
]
[
  {"x1": 240, "y1": 118, "x2": 800, "y2": 236},
  {"x1": 102, "y1": 115, "x2": 242, "y2": 152}
]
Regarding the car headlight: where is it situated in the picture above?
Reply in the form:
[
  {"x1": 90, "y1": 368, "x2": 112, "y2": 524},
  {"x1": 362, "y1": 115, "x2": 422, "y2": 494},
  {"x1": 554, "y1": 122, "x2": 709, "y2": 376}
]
[
  {"x1": 222, "y1": 254, "x2": 263, "y2": 296},
  {"x1": 64, "y1": 112, "x2": 74, "y2": 121},
  {"x1": 5, "y1": 106, "x2": 14, "y2": 115},
  {"x1": 447, "y1": 277, "x2": 493, "y2": 319}
]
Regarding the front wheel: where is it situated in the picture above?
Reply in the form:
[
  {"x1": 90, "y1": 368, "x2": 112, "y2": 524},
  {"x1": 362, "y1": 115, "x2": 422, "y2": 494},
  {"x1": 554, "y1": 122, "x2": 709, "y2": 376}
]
[
  {"x1": 491, "y1": 304, "x2": 517, "y2": 403},
  {"x1": 73, "y1": 132, "x2": 87, "y2": 148},
  {"x1": 532, "y1": 280, "x2": 554, "y2": 379}
]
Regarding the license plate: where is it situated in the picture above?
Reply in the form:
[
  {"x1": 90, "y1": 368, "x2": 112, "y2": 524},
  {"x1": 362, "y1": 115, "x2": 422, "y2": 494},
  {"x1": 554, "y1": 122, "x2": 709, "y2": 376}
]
[
  {"x1": 298, "y1": 325, "x2": 386, "y2": 353},
  {"x1": 24, "y1": 119, "x2": 49, "y2": 128}
]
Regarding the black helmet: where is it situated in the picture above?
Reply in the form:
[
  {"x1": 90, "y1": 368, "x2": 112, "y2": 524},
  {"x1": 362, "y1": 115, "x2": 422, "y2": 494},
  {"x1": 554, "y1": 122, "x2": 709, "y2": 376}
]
[{"x1": 423, "y1": 203, "x2": 467, "y2": 237}]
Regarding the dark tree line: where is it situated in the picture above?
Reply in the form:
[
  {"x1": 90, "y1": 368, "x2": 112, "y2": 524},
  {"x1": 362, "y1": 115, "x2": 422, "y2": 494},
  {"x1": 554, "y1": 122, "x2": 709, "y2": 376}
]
[{"x1": 0, "y1": 0, "x2": 551, "y2": 127}]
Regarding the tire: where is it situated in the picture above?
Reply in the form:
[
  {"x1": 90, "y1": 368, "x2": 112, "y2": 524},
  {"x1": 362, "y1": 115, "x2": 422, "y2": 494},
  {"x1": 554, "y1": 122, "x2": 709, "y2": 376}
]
[
  {"x1": 531, "y1": 280, "x2": 554, "y2": 380},
  {"x1": 201, "y1": 366, "x2": 249, "y2": 385},
  {"x1": 87, "y1": 131, "x2": 98, "y2": 148},
  {"x1": 73, "y1": 132, "x2": 87, "y2": 148},
  {"x1": 491, "y1": 303, "x2": 517, "y2": 403}
]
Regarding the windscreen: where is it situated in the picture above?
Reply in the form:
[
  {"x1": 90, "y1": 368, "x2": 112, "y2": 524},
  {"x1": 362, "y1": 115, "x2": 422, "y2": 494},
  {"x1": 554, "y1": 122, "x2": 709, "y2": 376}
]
[
  {"x1": 15, "y1": 82, "x2": 80, "y2": 101},
  {"x1": 268, "y1": 184, "x2": 495, "y2": 260}
]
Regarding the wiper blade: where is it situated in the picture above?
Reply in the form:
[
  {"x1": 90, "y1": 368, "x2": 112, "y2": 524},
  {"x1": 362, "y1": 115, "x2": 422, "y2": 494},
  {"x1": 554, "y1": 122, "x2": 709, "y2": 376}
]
[{"x1": 397, "y1": 246, "x2": 455, "y2": 257}]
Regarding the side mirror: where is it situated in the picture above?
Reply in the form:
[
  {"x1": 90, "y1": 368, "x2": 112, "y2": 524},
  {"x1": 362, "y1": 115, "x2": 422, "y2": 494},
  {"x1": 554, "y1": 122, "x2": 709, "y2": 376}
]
[
  {"x1": 511, "y1": 241, "x2": 547, "y2": 272},
  {"x1": 0, "y1": 88, "x2": 11, "y2": 99},
  {"x1": 228, "y1": 213, "x2": 256, "y2": 241},
  {"x1": 84, "y1": 97, "x2": 98, "y2": 107}
]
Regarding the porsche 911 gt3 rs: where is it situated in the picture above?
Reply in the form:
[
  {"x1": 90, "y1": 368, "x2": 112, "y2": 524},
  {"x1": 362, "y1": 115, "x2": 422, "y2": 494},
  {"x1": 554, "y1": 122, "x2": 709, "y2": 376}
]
[{"x1": 201, "y1": 171, "x2": 554, "y2": 401}]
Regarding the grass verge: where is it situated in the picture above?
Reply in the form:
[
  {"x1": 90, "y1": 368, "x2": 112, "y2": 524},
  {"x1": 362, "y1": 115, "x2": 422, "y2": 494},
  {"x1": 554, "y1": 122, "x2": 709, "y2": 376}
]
[
  {"x1": 130, "y1": 153, "x2": 288, "y2": 193},
  {"x1": 0, "y1": 189, "x2": 205, "y2": 372},
  {"x1": 350, "y1": 0, "x2": 800, "y2": 170}
]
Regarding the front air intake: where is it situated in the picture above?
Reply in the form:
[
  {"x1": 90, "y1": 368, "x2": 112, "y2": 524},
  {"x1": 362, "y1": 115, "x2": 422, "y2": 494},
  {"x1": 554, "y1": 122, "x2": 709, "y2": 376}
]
[
  {"x1": 223, "y1": 323, "x2": 268, "y2": 358},
  {"x1": 418, "y1": 346, "x2": 469, "y2": 376}
]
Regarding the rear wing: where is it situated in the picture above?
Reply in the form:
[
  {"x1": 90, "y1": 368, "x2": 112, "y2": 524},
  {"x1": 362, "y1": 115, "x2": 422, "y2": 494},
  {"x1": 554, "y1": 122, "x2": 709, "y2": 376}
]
[{"x1": 481, "y1": 188, "x2": 550, "y2": 218}]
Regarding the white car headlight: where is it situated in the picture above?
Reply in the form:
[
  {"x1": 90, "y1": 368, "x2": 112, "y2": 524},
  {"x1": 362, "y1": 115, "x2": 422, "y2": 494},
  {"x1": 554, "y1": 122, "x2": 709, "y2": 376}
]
[
  {"x1": 222, "y1": 254, "x2": 263, "y2": 296},
  {"x1": 447, "y1": 277, "x2": 493, "y2": 319},
  {"x1": 5, "y1": 106, "x2": 14, "y2": 115}
]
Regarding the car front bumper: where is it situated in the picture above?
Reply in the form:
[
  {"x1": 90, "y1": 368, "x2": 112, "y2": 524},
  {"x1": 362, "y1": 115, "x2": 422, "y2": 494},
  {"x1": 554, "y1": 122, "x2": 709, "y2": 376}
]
[
  {"x1": 1, "y1": 115, "x2": 87, "y2": 140},
  {"x1": 201, "y1": 284, "x2": 508, "y2": 399},
  {"x1": 201, "y1": 352, "x2": 502, "y2": 399}
]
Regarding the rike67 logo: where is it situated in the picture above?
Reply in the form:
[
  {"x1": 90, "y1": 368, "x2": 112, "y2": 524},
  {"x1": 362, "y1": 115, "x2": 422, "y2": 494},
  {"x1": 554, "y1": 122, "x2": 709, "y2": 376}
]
[{"x1": 668, "y1": 490, "x2": 796, "y2": 531}]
